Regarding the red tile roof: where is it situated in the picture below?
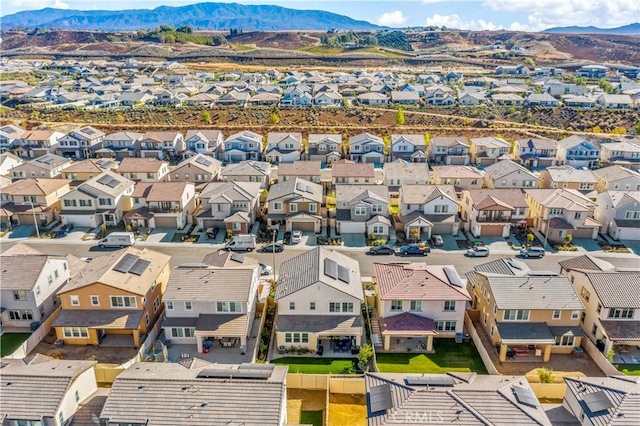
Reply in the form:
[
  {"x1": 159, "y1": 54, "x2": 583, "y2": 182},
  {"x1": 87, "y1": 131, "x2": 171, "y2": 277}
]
[{"x1": 373, "y1": 263, "x2": 470, "y2": 301}]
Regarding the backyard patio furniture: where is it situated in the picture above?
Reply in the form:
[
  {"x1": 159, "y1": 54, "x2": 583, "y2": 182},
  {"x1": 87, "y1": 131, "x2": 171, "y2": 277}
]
[{"x1": 180, "y1": 353, "x2": 190, "y2": 359}]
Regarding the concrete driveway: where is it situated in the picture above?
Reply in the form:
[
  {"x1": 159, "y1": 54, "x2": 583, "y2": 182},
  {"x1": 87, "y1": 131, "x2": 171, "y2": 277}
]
[
  {"x1": 621, "y1": 240, "x2": 640, "y2": 255},
  {"x1": 340, "y1": 233, "x2": 367, "y2": 247},
  {"x1": 478, "y1": 237, "x2": 514, "y2": 254},
  {"x1": 573, "y1": 239, "x2": 603, "y2": 253},
  {"x1": 6, "y1": 225, "x2": 35, "y2": 239}
]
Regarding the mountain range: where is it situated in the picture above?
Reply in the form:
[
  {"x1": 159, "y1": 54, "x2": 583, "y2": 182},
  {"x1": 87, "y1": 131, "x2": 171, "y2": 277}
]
[
  {"x1": 543, "y1": 23, "x2": 640, "y2": 35},
  {"x1": 0, "y1": 2, "x2": 381, "y2": 31}
]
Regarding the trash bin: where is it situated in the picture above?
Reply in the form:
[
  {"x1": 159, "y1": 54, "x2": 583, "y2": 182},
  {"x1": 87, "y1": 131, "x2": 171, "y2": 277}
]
[
  {"x1": 573, "y1": 346, "x2": 584, "y2": 358},
  {"x1": 30, "y1": 321, "x2": 40, "y2": 331},
  {"x1": 455, "y1": 332, "x2": 463, "y2": 343}
]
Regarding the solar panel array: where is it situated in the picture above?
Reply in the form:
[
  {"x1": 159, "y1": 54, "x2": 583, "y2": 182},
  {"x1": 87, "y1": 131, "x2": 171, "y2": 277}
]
[
  {"x1": 195, "y1": 156, "x2": 212, "y2": 167},
  {"x1": 2, "y1": 127, "x2": 16, "y2": 134},
  {"x1": 83, "y1": 128, "x2": 95, "y2": 135},
  {"x1": 197, "y1": 363, "x2": 275, "y2": 380},
  {"x1": 96, "y1": 175, "x2": 121, "y2": 188},
  {"x1": 337, "y1": 265, "x2": 350, "y2": 283},
  {"x1": 113, "y1": 254, "x2": 150, "y2": 276},
  {"x1": 38, "y1": 156, "x2": 57, "y2": 165},
  {"x1": 324, "y1": 258, "x2": 338, "y2": 279},
  {"x1": 583, "y1": 391, "x2": 614, "y2": 413},
  {"x1": 369, "y1": 384, "x2": 393, "y2": 413},
  {"x1": 405, "y1": 375, "x2": 455, "y2": 387},
  {"x1": 512, "y1": 385, "x2": 540, "y2": 408},
  {"x1": 231, "y1": 253, "x2": 246, "y2": 263},
  {"x1": 129, "y1": 259, "x2": 151, "y2": 276},
  {"x1": 295, "y1": 182, "x2": 315, "y2": 194},
  {"x1": 443, "y1": 266, "x2": 463, "y2": 287}
]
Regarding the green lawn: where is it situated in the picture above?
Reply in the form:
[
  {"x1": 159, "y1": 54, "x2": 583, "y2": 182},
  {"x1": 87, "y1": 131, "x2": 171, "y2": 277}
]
[
  {"x1": 376, "y1": 340, "x2": 488, "y2": 374},
  {"x1": 300, "y1": 410, "x2": 323, "y2": 426},
  {"x1": 618, "y1": 364, "x2": 640, "y2": 376},
  {"x1": 272, "y1": 357, "x2": 357, "y2": 374},
  {"x1": 0, "y1": 333, "x2": 31, "y2": 357}
]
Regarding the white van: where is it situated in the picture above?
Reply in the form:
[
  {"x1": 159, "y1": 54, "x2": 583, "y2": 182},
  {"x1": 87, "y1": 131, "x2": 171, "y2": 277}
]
[
  {"x1": 98, "y1": 232, "x2": 136, "y2": 248},
  {"x1": 224, "y1": 234, "x2": 256, "y2": 252}
]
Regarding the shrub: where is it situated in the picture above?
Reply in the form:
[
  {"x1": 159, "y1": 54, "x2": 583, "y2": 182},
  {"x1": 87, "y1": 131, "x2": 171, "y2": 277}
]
[{"x1": 537, "y1": 368, "x2": 555, "y2": 383}]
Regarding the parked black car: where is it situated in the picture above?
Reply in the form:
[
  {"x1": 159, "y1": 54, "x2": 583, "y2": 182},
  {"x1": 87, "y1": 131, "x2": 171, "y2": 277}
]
[
  {"x1": 259, "y1": 243, "x2": 285, "y2": 253},
  {"x1": 56, "y1": 224, "x2": 74, "y2": 237},
  {"x1": 367, "y1": 245, "x2": 396, "y2": 255},
  {"x1": 283, "y1": 231, "x2": 292, "y2": 245}
]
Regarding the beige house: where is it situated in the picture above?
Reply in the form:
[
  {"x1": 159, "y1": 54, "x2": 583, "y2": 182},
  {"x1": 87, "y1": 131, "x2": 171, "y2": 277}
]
[
  {"x1": 430, "y1": 165, "x2": 483, "y2": 190},
  {"x1": 53, "y1": 247, "x2": 171, "y2": 347},
  {"x1": 383, "y1": 160, "x2": 430, "y2": 205},
  {"x1": 399, "y1": 185, "x2": 460, "y2": 239},
  {"x1": 16, "y1": 130, "x2": 64, "y2": 159},
  {"x1": 428, "y1": 136, "x2": 470, "y2": 166},
  {"x1": 197, "y1": 181, "x2": 262, "y2": 234},
  {"x1": 540, "y1": 166, "x2": 597, "y2": 196},
  {"x1": 221, "y1": 160, "x2": 271, "y2": 189},
  {"x1": 469, "y1": 136, "x2": 510, "y2": 166},
  {"x1": 460, "y1": 189, "x2": 528, "y2": 237},
  {"x1": 0, "y1": 178, "x2": 71, "y2": 226},
  {"x1": 169, "y1": 153, "x2": 221, "y2": 184},
  {"x1": 266, "y1": 178, "x2": 324, "y2": 233},
  {"x1": 126, "y1": 182, "x2": 196, "y2": 229},
  {"x1": 10, "y1": 153, "x2": 72, "y2": 180},
  {"x1": 116, "y1": 157, "x2": 169, "y2": 182},
  {"x1": 61, "y1": 158, "x2": 118, "y2": 183},
  {"x1": 483, "y1": 159, "x2": 540, "y2": 189},
  {"x1": 331, "y1": 161, "x2": 375, "y2": 185},
  {"x1": 277, "y1": 160, "x2": 322, "y2": 184},
  {"x1": 593, "y1": 165, "x2": 640, "y2": 193}
]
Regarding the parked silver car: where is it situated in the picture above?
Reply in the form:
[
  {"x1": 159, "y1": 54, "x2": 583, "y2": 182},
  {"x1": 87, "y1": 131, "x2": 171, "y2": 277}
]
[{"x1": 466, "y1": 246, "x2": 490, "y2": 257}]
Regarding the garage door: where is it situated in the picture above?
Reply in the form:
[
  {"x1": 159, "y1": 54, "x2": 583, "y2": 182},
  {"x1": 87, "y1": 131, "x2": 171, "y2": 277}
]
[
  {"x1": 154, "y1": 216, "x2": 178, "y2": 228},
  {"x1": 616, "y1": 227, "x2": 640, "y2": 240},
  {"x1": 432, "y1": 222, "x2": 453, "y2": 235},
  {"x1": 291, "y1": 221, "x2": 316, "y2": 232},
  {"x1": 481, "y1": 225, "x2": 504, "y2": 236},
  {"x1": 62, "y1": 214, "x2": 98, "y2": 228}
]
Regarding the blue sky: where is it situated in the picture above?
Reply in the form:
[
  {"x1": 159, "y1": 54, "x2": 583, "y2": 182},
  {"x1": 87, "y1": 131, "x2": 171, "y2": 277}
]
[{"x1": 3, "y1": 0, "x2": 638, "y2": 31}]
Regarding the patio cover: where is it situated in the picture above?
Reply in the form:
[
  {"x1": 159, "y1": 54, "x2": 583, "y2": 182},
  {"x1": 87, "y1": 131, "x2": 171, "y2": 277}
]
[
  {"x1": 548, "y1": 217, "x2": 575, "y2": 230},
  {"x1": 379, "y1": 312, "x2": 438, "y2": 335},
  {"x1": 162, "y1": 317, "x2": 198, "y2": 327},
  {"x1": 195, "y1": 313, "x2": 248, "y2": 337},
  {"x1": 276, "y1": 315, "x2": 362, "y2": 336},
  {"x1": 496, "y1": 322, "x2": 555, "y2": 345},
  {"x1": 53, "y1": 309, "x2": 143, "y2": 330},
  {"x1": 600, "y1": 321, "x2": 640, "y2": 341},
  {"x1": 548, "y1": 326, "x2": 586, "y2": 337},
  {"x1": 124, "y1": 207, "x2": 154, "y2": 220}
]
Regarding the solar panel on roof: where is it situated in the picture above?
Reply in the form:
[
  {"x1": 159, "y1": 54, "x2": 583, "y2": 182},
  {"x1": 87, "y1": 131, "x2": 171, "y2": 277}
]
[
  {"x1": 405, "y1": 375, "x2": 455, "y2": 387},
  {"x1": 583, "y1": 391, "x2": 614, "y2": 413},
  {"x1": 83, "y1": 128, "x2": 95, "y2": 135},
  {"x1": 231, "y1": 253, "x2": 245, "y2": 263},
  {"x1": 106, "y1": 178, "x2": 120, "y2": 188},
  {"x1": 443, "y1": 267, "x2": 464, "y2": 287},
  {"x1": 97, "y1": 175, "x2": 112, "y2": 185},
  {"x1": 324, "y1": 258, "x2": 338, "y2": 279},
  {"x1": 113, "y1": 254, "x2": 139, "y2": 273},
  {"x1": 240, "y1": 363, "x2": 275, "y2": 371},
  {"x1": 197, "y1": 368, "x2": 271, "y2": 380},
  {"x1": 512, "y1": 385, "x2": 540, "y2": 408},
  {"x1": 3, "y1": 127, "x2": 16, "y2": 134},
  {"x1": 129, "y1": 259, "x2": 151, "y2": 276},
  {"x1": 369, "y1": 384, "x2": 393, "y2": 413},
  {"x1": 337, "y1": 265, "x2": 350, "y2": 283},
  {"x1": 195, "y1": 156, "x2": 212, "y2": 167}
]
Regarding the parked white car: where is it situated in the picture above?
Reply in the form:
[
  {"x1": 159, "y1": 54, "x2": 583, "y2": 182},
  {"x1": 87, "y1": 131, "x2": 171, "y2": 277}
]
[
  {"x1": 290, "y1": 230, "x2": 303, "y2": 244},
  {"x1": 466, "y1": 246, "x2": 490, "y2": 257}
]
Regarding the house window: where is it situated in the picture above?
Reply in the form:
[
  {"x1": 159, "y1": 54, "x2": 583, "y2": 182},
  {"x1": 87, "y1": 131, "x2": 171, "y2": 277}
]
[
  {"x1": 574, "y1": 212, "x2": 582, "y2": 219},
  {"x1": 216, "y1": 302, "x2": 242, "y2": 312},
  {"x1": 79, "y1": 199, "x2": 92, "y2": 207},
  {"x1": 391, "y1": 300, "x2": 403, "y2": 311},
  {"x1": 372, "y1": 225, "x2": 385, "y2": 235},
  {"x1": 503, "y1": 309, "x2": 530, "y2": 321},
  {"x1": 48, "y1": 275, "x2": 53, "y2": 285},
  {"x1": 592, "y1": 324, "x2": 598, "y2": 336},
  {"x1": 293, "y1": 333, "x2": 301, "y2": 343},
  {"x1": 289, "y1": 204, "x2": 298, "y2": 212},
  {"x1": 70, "y1": 295, "x2": 80, "y2": 306},
  {"x1": 153, "y1": 297, "x2": 160, "y2": 312},
  {"x1": 571, "y1": 310, "x2": 580, "y2": 320},
  {"x1": 90, "y1": 295, "x2": 100, "y2": 306},
  {"x1": 63, "y1": 199, "x2": 77, "y2": 207},
  {"x1": 554, "y1": 335, "x2": 575, "y2": 346},
  {"x1": 98, "y1": 198, "x2": 112, "y2": 206},
  {"x1": 185, "y1": 301, "x2": 193, "y2": 310},
  {"x1": 35, "y1": 285, "x2": 40, "y2": 296},
  {"x1": 434, "y1": 205, "x2": 449, "y2": 213},
  {"x1": 166, "y1": 301, "x2": 174, "y2": 310},
  {"x1": 302, "y1": 333, "x2": 309, "y2": 343},
  {"x1": 596, "y1": 303, "x2": 602, "y2": 314},
  {"x1": 608, "y1": 308, "x2": 634, "y2": 319},
  {"x1": 443, "y1": 300, "x2": 456, "y2": 312},
  {"x1": 342, "y1": 302, "x2": 354, "y2": 313},
  {"x1": 410, "y1": 300, "x2": 422, "y2": 311},
  {"x1": 581, "y1": 287, "x2": 590, "y2": 302},
  {"x1": 75, "y1": 389, "x2": 80, "y2": 403},
  {"x1": 490, "y1": 325, "x2": 495, "y2": 338},
  {"x1": 309, "y1": 203, "x2": 317, "y2": 212},
  {"x1": 552, "y1": 310, "x2": 561, "y2": 320},
  {"x1": 233, "y1": 222, "x2": 242, "y2": 231},
  {"x1": 493, "y1": 304, "x2": 498, "y2": 316},
  {"x1": 355, "y1": 206, "x2": 366, "y2": 216},
  {"x1": 483, "y1": 311, "x2": 489, "y2": 324},
  {"x1": 171, "y1": 327, "x2": 194, "y2": 338},
  {"x1": 289, "y1": 302, "x2": 295, "y2": 311},
  {"x1": 285, "y1": 333, "x2": 292, "y2": 343},
  {"x1": 372, "y1": 204, "x2": 383, "y2": 213},
  {"x1": 63, "y1": 327, "x2": 89, "y2": 338},
  {"x1": 435, "y1": 320, "x2": 457, "y2": 331},
  {"x1": 8, "y1": 310, "x2": 33, "y2": 320},
  {"x1": 13, "y1": 290, "x2": 27, "y2": 301},
  {"x1": 110, "y1": 296, "x2": 137, "y2": 308},
  {"x1": 145, "y1": 313, "x2": 150, "y2": 326},
  {"x1": 310, "y1": 302, "x2": 316, "y2": 311}
]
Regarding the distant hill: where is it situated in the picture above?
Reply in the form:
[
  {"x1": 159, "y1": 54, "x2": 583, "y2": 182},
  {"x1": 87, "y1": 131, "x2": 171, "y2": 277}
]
[
  {"x1": 543, "y1": 23, "x2": 640, "y2": 35},
  {"x1": 0, "y1": 2, "x2": 381, "y2": 31}
]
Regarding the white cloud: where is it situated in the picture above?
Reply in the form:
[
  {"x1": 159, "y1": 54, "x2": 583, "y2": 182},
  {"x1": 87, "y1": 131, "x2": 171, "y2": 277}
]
[
  {"x1": 7, "y1": 0, "x2": 69, "y2": 13},
  {"x1": 421, "y1": 0, "x2": 449, "y2": 4},
  {"x1": 377, "y1": 10, "x2": 407, "y2": 27},
  {"x1": 425, "y1": 14, "x2": 502, "y2": 31},
  {"x1": 53, "y1": 0, "x2": 69, "y2": 8}
]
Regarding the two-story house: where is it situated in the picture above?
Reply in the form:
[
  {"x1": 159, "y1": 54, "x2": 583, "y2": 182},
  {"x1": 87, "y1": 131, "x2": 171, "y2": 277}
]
[
  {"x1": 390, "y1": 134, "x2": 427, "y2": 163},
  {"x1": 10, "y1": 153, "x2": 72, "y2": 180},
  {"x1": 138, "y1": 131, "x2": 184, "y2": 160},
  {"x1": 349, "y1": 133, "x2": 385, "y2": 164},
  {"x1": 382, "y1": 160, "x2": 429, "y2": 205},
  {"x1": 56, "y1": 126, "x2": 105, "y2": 159},
  {"x1": 184, "y1": 129, "x2": 224, "y2": 159},
  {"x1": 0, "y1": 124, "x2": 26, "y2": 153},
  {"x1": 16, "y1": 130, "x2": 64, "y2": 159},
  {"x1": 540, "y1": 166, "x2": 597, "y2": 196},
  {"x1": 53, "y1": 247, "x2": 170, "y2": 347},
  {"x1": 373, "y1": 263, "x2": 470, "y2": 352},
  {"x1": 162, "y1": 263, "x2": 260, "y2": 353},
  {"x1": 99, "y1": 131, "x2": 143, "y2": 159},
  {"x1": 281, "y1": 84, "x2": 313, "y2": 107},
  {"x1": 0, "y1": 152, "x2": 24, "y2": 179},
  {"x1": 556, "y1": 135, "x2": 601, "y2": 169},
  {"x1": 223, "y1": 131, "x2": 263, "y2": 163},
  {"x1": 116, "y1": 157, "x2": 169, "y2": 182},
  {"x1": 428, "y1": 136, "x2": 471, "y2": 166},
  {"x1": 600, "y1": 141, "x2": 640, "y2": 171},
  {"x1": 313, "y1": 90, "x2": 343, "y2": 107},
  {"x1": 460, "y1": 189, "x2": 528, "y2": 237},
  {"x1": 277, "y1": 160, "x2": 322, "y2": 184},
  {"x1": 221, "y1": 160, "x2": 271, "y2": 189},
  {"x1": 594, "y1": 191, "x2": 640, "y2": 240},
  {"x1": 197, "y1": 181, "x2": 262, "y2": 234},
  {"x1": 126, "y1": 182, "x2": 196, "y2": 229},
  {"x1": 267, "y1": 178, "x2": 324, "y2": 233},
  {"x1": 483, "y1": 159, "x2": 540, "y2": 189},
  {"x1": 60, "y1": 171, "x2": 134, "y2": 228},
  {"x1": 430, "y1": 165, "x2": 483, "y2": 193},
  {"x1": 265, "y1": 132, "x2": 303, "y2": 164},
  {"x1": 466, "y1": 270, "x2": 584, "y2": 363},
  {"x1": 331, "y1": 162, "x2": 375, "y2": 186},
  {"x1": 425, "y1": 86, "x2": 455, "y2": 105},
  {"x1": 307, "y1": 134, "x2": 342, "y2": 164},
  {"x1": 275, "y1": 247, "x2": 364, "y2": 353},
  {"x1": 514, "y1": 137, "x2": 558, "y2": 168},
  {"x1": 399, "y1": 185, "x2": 459, "y2": 240},
  {"x1": 335, "y1": 184, "x2": 390, "y2": 237},
  {"x1": 525, "y1": 188, "x2": 600, "y2": 243},
  {"x1": 469, "y1": 137, "x2": 511, "y2": 166},
  {"x1": 61, "y1": 158, "x2": 118, "y2": 184},
  {"x1": 593, "y1": 165, "x2": 640, "y2": 193},
  {"x1": 1, "y1": 178, "x2": 71, "y2": 227},
  {"x1": 170, "y1": 153, "x2": 222, "y2": 185}
]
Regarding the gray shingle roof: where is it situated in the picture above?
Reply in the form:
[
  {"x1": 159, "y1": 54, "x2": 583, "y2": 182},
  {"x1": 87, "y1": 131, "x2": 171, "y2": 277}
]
[
  {"x1": 266, "y1": 177, "x2": 322, "y2": 203},
  {"x1": 588, "y1": 272, "x2": 640, "y2": 308},
  {"x1": 558, "y1": 255, "x2": 615, "y2": 272},
  {"x1": 482, "y1": 275, "x2": 583, "y2": 310},
  {"x1": 496, "y1": 322, "x2": 555, "y2": 343},
  {"x1": 485, "y1": 159, "x2": 538, "y2": 180},
  {"x1": 473, "y1": 258, "x2": 531, "y2": 276},
  {"x1": 0, "y1": 253, "x2": 49, "y2": 290},
  {"x1": 276, "y1": 315, "x2": 362, "y2": 334},
  {"x1": 164, "y1": 267, "x2": 257, "y2": 302}
]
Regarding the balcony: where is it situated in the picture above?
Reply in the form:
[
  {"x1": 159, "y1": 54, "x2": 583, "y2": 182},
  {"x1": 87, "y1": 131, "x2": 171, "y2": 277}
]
[
  {"x1": 476, "y1": 215, "x2": 513, "y2": 223},
  {"x1": 148, "y1": 207, "x2": 183, "y2": 214}
]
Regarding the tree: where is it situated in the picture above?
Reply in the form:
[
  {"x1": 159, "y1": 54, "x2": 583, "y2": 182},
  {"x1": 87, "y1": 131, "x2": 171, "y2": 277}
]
[
  {"x1": 537, "y1": 368, "x2": 555, "y2": 383},
  {"x1": 202, "y1": 111, "x2": 211, "y2": 124},
  {"x1": 395, "y1": 108, "x2": 405, "y2": 125},
  {"x1": 177, "y1": 25, "x2": 193, "y2": 34},
  {"x1": 357, "y1": 344, "x2": 374, "y2": 371},
  {"x1": 565, "y1": 234, "x2": 573, "y2": 245},
  {"x1": 527, "y1": 233, "x2": 535, "y2": 243},
  {"x1": 509, "y1": 140, "x2": 516, "y2": 155},
  {"x1": 611, "y1": 127, "x2": 627, "y2": 135},
  {"x1": 636, "y1": 122, "x2": 640, "y2": 134},
  {"x1": 592, "y1": 126, "x2": 603, "y2": 133},
  {"x1": 424, "y1": 132, "x2": 431, "y2": 148},
  {"x1": 270, "y1": 112, "x2": 280, "y2": 125},
  {"x1": 523, "y1": 57, "x2": 535, "y2": 67}
]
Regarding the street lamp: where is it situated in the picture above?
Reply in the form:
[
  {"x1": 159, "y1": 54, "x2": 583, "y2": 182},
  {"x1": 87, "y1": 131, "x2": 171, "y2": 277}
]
[{"x1": 20, "y1": 201, "x2": 40, "y2": 238}]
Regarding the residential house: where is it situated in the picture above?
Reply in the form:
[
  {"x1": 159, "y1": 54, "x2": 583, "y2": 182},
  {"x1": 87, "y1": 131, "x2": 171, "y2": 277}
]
[
  {"x1": 390, "y1": 91, "x2": 420, "y2": 105},
  {"x1": 460, "y1": 189, "x2": 528, "y2": 237},
  {"x1": 53, "y1": 247, "x2": 171, "y2": 347},
  {"x1": 514, "y1": 137, "x2": 558, "y2": 168},
  {"x1": 399, "y1": 185, "x2": 459, "y2": 239},
  {"x1": 469, "y1": 137, "x2": 511, "y2": 166},
  {"x1": 491, "y1": 93, "x2": 525, "y2": 106},
  {"x1": 430, "y1": 165, "x2": 483, "y2": 191},
  {"x1": 248, "y1": 92, "x2": 281, "y2": 106},
  {"x1": 0, "y1": 178, "x2": 71, "y2": 227},
  {"x1": 170, "y1": 153, "x2": 222, "y2": 184},
  {"x1": 429, "y1": 136, "x2": 471, "y2": 166},
  {"x1": 357, "y1": 92, "x2": 389, "y2": 105},
  {"x1": 275, "y1": 247, "x2": 364, "y2": 351},
  {"x1": 466, "y1": 270, "x2": 584, "y2": 363},
  {"x1": 556, "y1": 135, "x2": 601, "y2": 169},
  {"x1": 383, "y1": 160, "x2": 429, "y2": 205},
  {"x1": 331, "y1": 162, "x2": 375, "y2": 185},
  {"x1": 600, "y1": 141, "x2": 640, "y2": 170},
  {"x1": 349, "y1": 133, "x2": 385, "y2": 164},
  {"x1": 0, "y1": 243, "x2": 80, "y2": 329},
  {"x1": 126, "y1": 182, "x2": 196, "y2": 229},
  {"x1": 390, "y1": 134, "x2": 427, "y2": 163},
  {"x1": 10, "y1": 153, "x2": 72, "y2": 180},
  {"x1": 197, "y1": 181, "x2": 262, "y2": 234},
  {"x1": 0, "y1": 124, "x2": 26, "y2": 153},
  {"x1": 373, "y1": 263, "x2": 470, "y2": 351},
  {"x1": 56, "y1": 126, "x2": 105, "y2": 159},
  {"x1": 100, "y1": 131, "x2": 143, "y2": 159},
  {"x1": 562, "y1": 376, "x2": 639, "y2": 426},
  {"x1": 597, "y1": 93, "x2": 633, "y2": 109},
  {"x1": 281, "y1": 84, "x2": 313, "y2": 107},
  {"x1": 266, "y1": 178, "x2": 323, "y2": 233},
  {"x1": 0, "y1": 356, "x2": 98, "y2": 426},
  {"x1": 593, "y1": 165, "x2": 640, "y2": 193},
  {"x1": 116, "y1": 91, "x2": 154, "y2": 106},
  {"x1": 495, "y1": 64, "x2": 530, "y2": 76},
  {"x1": 139, "y1": 131, "x2": 184, "y2": 160},
  {"x1": 544, "y1": 80, "x2": 589, "y2": 97},
  {"x1": 313, "y1": 90, "x2": 343, "y2": 106},
  {"x1": 594, "y1": 191, "x2": 640, "y2": 240},
  {"x1": 265, "y1": 132, "x2": 303, "y2": 164},
  {"x1": 307, "y1": 134, "x2": 342, "y2": 164},
  {"x1": 99, "y1": 361, "x2": 288, "y2": 425},
  {"x1": 277, "y1": 160, "x2": 322, "y2": 184},
  {"x1": 221, "y1": 160, "x2": 271, "y2": 189},
  {"x1": 223, "y1": 131, "x2": 263, "y2": 163},
  {"x1": 61, "y1": 158, "x2": 118, "y2": 183},
  {"x1": 540, "y1": 166, "x2": 597, "y2": 196},
  {"x1": 483, "y1": 159, "x2": 540, "y2": 189},
  {"x1": 458, "y1": 91, "x2": 488, "y2": 106},
  {"x1": 525, "y1": 93, "x2": 559, "y2": 107},
  {"x1": 16, "y1": 130, "x2": 64, "y2": 159},
  {"x1": 184, "y1": 129, "x2": 224, "y2": 159},
  {"x1": 0, "y1": 152, "x2": 24, "y2": 178},
  {"x1": 184, "y1": 92, "x2": 219, "y2": 107},
  {"x1": 60, "y1": 171, "x2": 134, "y2": 228},
  {"x1": 562, "y1": 95, "x2": 596, "y2": 109},
  {"x1": 162, "y1": 262, "x2": 260, "y2": 353},
  {"x1": 335, "y1": 184, "x2": 390, "y2": 237},
  {"x1": 525, "y1": 188, "x2": 600, "y2": 243},
  {"x1": 216, "y1": 89, "x2": 250, "y2": 106},
  {"x1": 116, "y1": 157, "x2": 169, "y2": 182},
  {"x1": 425, "y1": 86, "x2": 455, "y2": 105}
]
